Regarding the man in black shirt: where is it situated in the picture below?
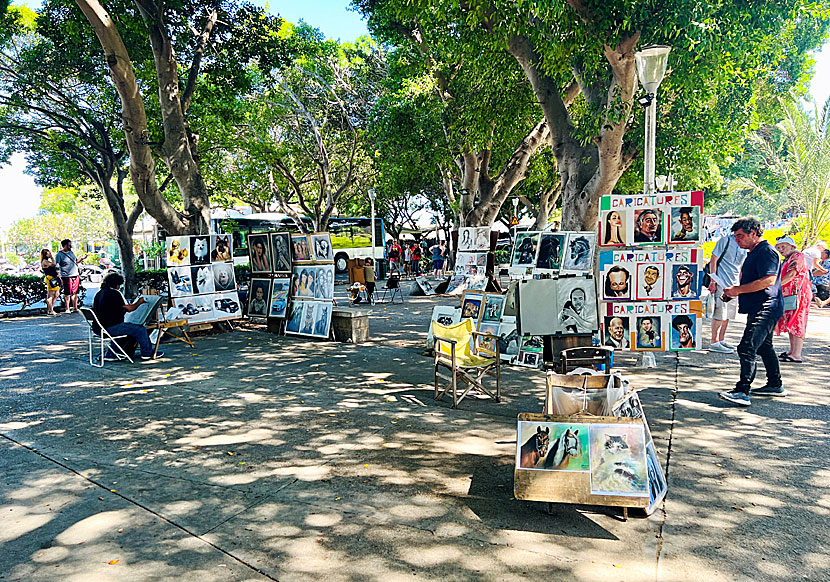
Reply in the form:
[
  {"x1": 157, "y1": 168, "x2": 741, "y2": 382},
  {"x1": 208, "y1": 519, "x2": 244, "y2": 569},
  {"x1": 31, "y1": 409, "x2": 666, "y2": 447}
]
[
  {"x1": 93, "y1": 272, "x2": 162, "y2": 361},
  {"x1": 718, "y1": 218, "x2": 783, "y2": 406}
]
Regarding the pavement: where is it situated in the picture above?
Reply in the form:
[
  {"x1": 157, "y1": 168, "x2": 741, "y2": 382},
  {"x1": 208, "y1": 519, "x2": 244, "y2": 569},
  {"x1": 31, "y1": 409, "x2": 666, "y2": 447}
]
[{"x1": 1, "y1": 281, "x2": 829, "y2": 582}]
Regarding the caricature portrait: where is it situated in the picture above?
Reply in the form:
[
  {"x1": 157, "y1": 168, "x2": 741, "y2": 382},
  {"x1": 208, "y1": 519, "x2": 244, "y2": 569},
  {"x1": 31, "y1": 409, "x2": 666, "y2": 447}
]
[
  {"x1": 671, "y1": 264, "x2": 698, "y2": 299},
  {"x1": 604, "y1": 316, "x2": 630, "y2": 349},
  {"x1": 634, "y1": 208, "x2": 664, "y2": 244},
  {"x1": 636, "y1": 316, "x2": 662, "y2": 349},
  {"x1": 603, "y1": 265, "x2": 632, "y2": 300},
  {"x1": 248, "y1": 234, "x2": 272, "y2": 273},
  {"x1": 671, "y1": 314, "x2": 697, "y2": 350},
  {"x1": 670, "y1": 206, "x2": 700, "y2": 242},
  {"x1": 636, "y1": 263, "x2": 665, "y2": 300},
  {"x1": 601, "y1": 210, "x2": 626, "y2": 246}
]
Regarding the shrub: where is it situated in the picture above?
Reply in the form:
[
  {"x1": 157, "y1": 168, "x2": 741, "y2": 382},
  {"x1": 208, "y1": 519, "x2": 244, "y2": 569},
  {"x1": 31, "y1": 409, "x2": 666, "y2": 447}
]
[
  {"x1": 0, "y1": 274, "x2": 46, "y2": 309},
  {"x1": 135, "y1": 269, "x2": 169, "y2": 294}
]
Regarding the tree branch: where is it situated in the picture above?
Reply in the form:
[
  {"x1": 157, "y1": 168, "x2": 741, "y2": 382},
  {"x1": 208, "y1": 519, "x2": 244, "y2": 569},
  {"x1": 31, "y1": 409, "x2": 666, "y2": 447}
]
[{"x1": 182, "y1": 6, "x2": 220, "y2": 113}]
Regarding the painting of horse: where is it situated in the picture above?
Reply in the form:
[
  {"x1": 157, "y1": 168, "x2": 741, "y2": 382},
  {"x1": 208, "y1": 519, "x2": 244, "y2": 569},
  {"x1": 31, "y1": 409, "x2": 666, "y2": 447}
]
[
  {"x1": 517, "y1": 422, "x2": 590, "y2": 471},
  {"x1": 519, "y1": 425, "x2": 550, "y2": 468}
]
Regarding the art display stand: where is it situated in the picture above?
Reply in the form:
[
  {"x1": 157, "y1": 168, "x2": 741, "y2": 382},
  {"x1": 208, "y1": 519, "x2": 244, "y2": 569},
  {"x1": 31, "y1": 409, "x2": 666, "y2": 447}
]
[{"x1": 514, "y1": 373, "x2": 667, "y2": 518}]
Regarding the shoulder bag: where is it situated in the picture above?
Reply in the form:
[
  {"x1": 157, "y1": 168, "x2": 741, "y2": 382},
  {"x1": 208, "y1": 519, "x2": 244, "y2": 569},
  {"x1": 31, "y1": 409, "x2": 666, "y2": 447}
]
[
  {"x1": 701, "y1": 236, "x2": 732, "y2": 289},
  {"x1": 782, "y1": 257, "x2": 799, "y2": 312}
]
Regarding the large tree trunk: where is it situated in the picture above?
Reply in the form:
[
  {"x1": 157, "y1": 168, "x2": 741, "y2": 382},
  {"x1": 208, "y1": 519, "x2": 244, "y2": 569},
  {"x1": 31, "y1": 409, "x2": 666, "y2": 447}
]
[{"x1": 74, "y1": 0, "x2": 210, "y2": 236}]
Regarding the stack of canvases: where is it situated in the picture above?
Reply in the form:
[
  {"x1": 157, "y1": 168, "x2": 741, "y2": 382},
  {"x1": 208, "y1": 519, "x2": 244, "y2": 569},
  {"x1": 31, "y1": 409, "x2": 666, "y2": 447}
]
[
  {"x1": 166, "y1": 234, "x2": 242, "y2": 324},
  {"x1": 247, "y1": 231, "x2": 335, "y2": 339},
  {"x1": 446, "y1": 226, "x2": 490, "y2": 295},
  {"x1": 597, "y1": 191, "x2": 704, "y2": 352}
]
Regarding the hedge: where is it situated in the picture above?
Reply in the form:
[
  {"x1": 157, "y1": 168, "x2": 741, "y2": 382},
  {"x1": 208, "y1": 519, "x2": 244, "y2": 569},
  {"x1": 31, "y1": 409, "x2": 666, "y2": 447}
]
[{"x1": 0, "y1": 274, "x2": 46, "y2": 309}]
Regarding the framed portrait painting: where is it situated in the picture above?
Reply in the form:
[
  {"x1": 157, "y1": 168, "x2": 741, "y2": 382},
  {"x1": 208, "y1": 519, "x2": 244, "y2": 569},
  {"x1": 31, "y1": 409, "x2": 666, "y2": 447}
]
[
  {"x1": 270, "y1": 232, "x2": 292, "y2": 273},
  {"x1": 309, "y1": 233, "x2": 334, "y2": 263},
  {"x1": 248, "y1": 234, "x2": 272, "y2": 273},
  {"x1": 247, "y1": 278, "x2": 271, "y2": 319}
]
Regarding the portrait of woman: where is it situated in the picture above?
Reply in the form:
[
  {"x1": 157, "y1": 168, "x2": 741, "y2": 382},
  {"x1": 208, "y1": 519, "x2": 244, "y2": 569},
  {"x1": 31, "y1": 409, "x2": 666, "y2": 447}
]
[
  {"x1": 602, "y1": 210, "x2": 626, "y2": 246},
  {"x1": 248, "y1": 234, "x2": 272, "y2": 273}
]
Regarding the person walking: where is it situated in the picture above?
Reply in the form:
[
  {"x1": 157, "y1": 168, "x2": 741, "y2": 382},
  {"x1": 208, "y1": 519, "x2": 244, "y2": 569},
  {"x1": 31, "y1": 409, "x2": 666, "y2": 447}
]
[
  {"x1": 719, "y1": 218, "x2": 784, "y2": 406},
  {"x1": 774, "y1": 236, "x2": 812, "y2": 362},
  {"x1": 55, "y1": 239, "x2": 87, "y2": 313},
  {"x1": 708, "y1": 231, "x2": 747, "y2": 353},
  {"x1": 431, "y1": 241, "x2": 445, "y2": 279},
  {"x1": 40, "y1": 249, "x2": 61, "y2": 316},
  {"x1": 411, "y1": 243, "x2": 421, "y2": 277}
]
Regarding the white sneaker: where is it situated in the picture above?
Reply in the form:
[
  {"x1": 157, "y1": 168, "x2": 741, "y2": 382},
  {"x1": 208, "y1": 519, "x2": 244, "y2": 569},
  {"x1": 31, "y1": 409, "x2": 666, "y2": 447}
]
[
  {"x1": 709, "y1": 341, "x2": 735, "y2": 354},
  {"x1": 721, "y1": 341, "x2": 735, "y2": 350}
]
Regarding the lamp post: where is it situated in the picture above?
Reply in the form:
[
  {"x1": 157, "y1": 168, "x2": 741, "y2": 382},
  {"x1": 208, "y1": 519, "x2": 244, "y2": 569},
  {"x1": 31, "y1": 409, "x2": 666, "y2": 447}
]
[
  {"x1": 635, "y1": 45, "x2": 671, "y2": 196},
  {"x1": 368, "y1": 188, "x2": 377, "y2": 261}
]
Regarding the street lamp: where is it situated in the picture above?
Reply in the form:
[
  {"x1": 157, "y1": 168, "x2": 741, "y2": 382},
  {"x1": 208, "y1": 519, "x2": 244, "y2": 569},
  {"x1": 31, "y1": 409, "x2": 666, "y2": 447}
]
[
  {"x1": 635, "y1": 44, "x2": 671, "y2": 196},
  {"x1": 368, "y1": 188, "x2": 377, "y2": 261}
]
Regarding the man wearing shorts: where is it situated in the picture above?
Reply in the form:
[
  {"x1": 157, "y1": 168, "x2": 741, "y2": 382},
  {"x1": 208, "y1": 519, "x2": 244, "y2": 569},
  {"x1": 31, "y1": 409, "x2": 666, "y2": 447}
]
[
  {"x1": 708, "y1": 231, "x2": 746, "y2": 353},
  {"x1": 55, "y1": 239, "x2": 87, "y2": 313}
]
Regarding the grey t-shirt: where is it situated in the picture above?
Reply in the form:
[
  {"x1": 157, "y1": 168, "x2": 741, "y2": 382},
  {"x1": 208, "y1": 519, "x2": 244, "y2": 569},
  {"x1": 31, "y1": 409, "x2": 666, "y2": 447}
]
[
  {"x1": 711, "y1": 234, "x2": 747, "y2": 287},
  {"x1": 55, "y1": 250, "x2": 79, "y2": 277}
]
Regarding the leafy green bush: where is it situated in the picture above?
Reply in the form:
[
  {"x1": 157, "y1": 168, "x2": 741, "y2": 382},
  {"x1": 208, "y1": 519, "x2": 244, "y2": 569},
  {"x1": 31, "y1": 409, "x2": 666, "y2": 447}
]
[
  {"x1": 234, "y1": 264, "x2": 251, "y2": 284},
  {"x1": 0, "y1": 274, "x2": 46, "y2": 308},
  {"x1": 135, "y1": 269, "x2": 169, "y2": 294}
]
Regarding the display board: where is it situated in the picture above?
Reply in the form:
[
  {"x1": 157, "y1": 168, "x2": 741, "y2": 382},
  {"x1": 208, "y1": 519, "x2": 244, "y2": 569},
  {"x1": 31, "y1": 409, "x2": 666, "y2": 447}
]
[
  {"x1": 509, "y1": 231, "x2": 596, "y2": 277},
  {"x1": 165, "y1": 235, "x2": 242, "y2": 324},
  {"x1": 451, "y1": 227, "x2": 491, "y2": 293},
  {"x1": 517, "y1": 276, "x2": 599, "y2": 336},
  {"x1": 597, "y1": 191, "x2": 705, "y2": 351},
  {"x1": 284, "y1": 232, "x2": 334, "y2": 339}
]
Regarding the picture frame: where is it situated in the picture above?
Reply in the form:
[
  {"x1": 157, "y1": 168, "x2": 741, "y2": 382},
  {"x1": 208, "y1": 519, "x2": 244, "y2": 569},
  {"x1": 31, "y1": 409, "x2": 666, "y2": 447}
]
[
  {"x1": 247, "y1": 277, "x2": 272, "y2": 319},
  {"x1": 210, "y1": 234, "x2": 233, "y2": 263},
  {"x1": 309, "y1": 232, "x2": 334, "y2": 263},
  {"x1": 269, "y1": 278, "x2": 291, "y2": 318},
  {"x1": 534, "y1": 232, "x2": 566, "y2": 273},
  {"x1": 516, "y1": 422, "x2": 591, "y2": 471},
  {"x1": 496, "y1": 316, "x2": 520, "y2": 362},
  {"x1": 248, "y1": 233, "x2": 272, "y2": 273},
  {"x1": 291, "y1": 234, "x2": 312, "y2": 263},
  {"x1": 460, "y1": 291, "x2": 484, "y2": 322},
  {"x1": 292, "y1": 264, "x2": 334, "y2": 300},
  {"x1": 561, "y1": 232, "x2": 597, "y2": 274},
  {"x1": 588, "y1": 423, "x2": 649, "y2": 497},
  {"x1": 190, "y1": 235, "x2": 211, "y2": 266},
  {"x1": 285, "y1": 299, "x2": 332, "y2": 338},
  {"x1": 270, "y1": 232, "x2": 292, "y2": 273},
  {"x1": 480, "y1": 293, "x2": 506, "y2": 324}
]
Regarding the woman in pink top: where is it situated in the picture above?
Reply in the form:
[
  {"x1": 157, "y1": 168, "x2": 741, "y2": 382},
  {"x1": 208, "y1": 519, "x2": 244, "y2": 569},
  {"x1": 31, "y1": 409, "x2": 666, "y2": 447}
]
[{"x1": 774, "y1": 236, "x2": 812, "y2": 362}]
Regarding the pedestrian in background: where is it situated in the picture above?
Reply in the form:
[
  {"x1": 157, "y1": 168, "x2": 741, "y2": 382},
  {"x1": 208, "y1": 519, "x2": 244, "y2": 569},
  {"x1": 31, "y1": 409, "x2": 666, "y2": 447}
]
[
  {"x1": 40, "y1": 249, "x2": 61, "y2": 316},
  {"x1": 708, "y1": 231, "x2": 747, "y2": 353},
  {"x1": 719, "y1": 217, "x2": 784, "y2": 406},
  {"x1": 431, "y1": 241, "x2": 445, "y2": 279},
  {"x1": 55, "y1": 239, "x2": 87, "y2": 313},
  {"x1": 774, "y1": 236, "x2": 812, "y2": 362},
  {"x1": 812, "y1": 249, "x2": 830, "y2": 308},
  {"x1": 364, "y1": 257, "x2": 376, "y2": 304},
  {"x1": 411, "y1": 243, "x2": 421, "y2": 276}
]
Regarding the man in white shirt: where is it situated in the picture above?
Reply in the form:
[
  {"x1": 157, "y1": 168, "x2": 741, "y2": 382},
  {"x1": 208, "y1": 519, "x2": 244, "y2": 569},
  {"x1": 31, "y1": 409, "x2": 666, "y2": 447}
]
[
  {"x1": 803, "y1": 240, "x2": 827, "y2": 272},
  {"x1": 708, "y1": 233, "x2": 747, "y2": 353}
]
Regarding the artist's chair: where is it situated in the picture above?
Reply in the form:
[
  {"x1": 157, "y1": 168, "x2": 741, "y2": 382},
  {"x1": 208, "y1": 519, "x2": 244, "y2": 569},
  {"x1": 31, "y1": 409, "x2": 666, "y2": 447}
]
[
  {"x1": 377, "y1": 275, "x2": 404, "y2": 304},
  {"x1": 433, "y1": 319, "x2": 500, "y2": 408},
  {"x1": 80, "y1": 308, "x2": 134, "y2": 368}
]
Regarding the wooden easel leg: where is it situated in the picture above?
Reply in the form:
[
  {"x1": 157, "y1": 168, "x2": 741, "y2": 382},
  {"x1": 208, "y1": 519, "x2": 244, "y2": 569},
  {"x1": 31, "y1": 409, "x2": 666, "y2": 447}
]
[{"x1": 622, "y1": 507, "x2": 628, "y2": 521}]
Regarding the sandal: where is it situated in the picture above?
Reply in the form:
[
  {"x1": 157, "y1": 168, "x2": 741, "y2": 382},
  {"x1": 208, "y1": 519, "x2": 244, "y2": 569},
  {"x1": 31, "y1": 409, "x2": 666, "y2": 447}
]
[
  {"x1": 778, "y1": 352, "x2": 790, "y2": 360},
  {"x1": 780, "y1": 354, "x2": 803, "y2": 363}
]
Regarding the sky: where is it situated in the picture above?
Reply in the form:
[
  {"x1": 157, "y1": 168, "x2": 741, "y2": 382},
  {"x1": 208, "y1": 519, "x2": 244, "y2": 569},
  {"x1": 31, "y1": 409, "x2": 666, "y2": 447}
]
[{"x1": 2, "y1": 3, "x2": 830, "y2": 231}]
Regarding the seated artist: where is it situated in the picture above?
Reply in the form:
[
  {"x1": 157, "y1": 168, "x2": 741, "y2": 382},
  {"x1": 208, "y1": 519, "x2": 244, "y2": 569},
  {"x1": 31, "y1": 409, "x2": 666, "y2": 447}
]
[{"x1": 93, "y1": 271, "x2": 164, "y2": 361}]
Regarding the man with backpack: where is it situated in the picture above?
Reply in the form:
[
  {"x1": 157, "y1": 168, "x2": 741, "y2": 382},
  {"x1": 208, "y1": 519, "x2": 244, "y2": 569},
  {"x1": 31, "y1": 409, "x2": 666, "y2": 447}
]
[{"x1": 707, "y1": 230, "x2": 747, "y2": 353}]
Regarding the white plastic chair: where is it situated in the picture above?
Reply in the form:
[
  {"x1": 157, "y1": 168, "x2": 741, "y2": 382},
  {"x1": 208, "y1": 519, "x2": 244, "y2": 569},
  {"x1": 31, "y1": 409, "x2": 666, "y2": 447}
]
[{"x1": 80, "y1": 308, "x2": 134, "y2": 367}]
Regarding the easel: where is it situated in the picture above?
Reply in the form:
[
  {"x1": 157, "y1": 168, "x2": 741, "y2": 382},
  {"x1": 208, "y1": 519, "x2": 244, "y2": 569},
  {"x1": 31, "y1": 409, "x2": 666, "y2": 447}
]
[{"x1": 146, "y1": 304, "x2": 195, "y2": 357}]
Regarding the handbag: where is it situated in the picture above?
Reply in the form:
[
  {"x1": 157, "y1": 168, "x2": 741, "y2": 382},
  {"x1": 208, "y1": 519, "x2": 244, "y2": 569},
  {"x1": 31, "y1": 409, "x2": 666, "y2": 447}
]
[
  {"x1": 702, "y1": 236, "x2": 732, "y2": 289},
  {"x1": 782, "y1": 282, "x2": 799, "y2": 311}
]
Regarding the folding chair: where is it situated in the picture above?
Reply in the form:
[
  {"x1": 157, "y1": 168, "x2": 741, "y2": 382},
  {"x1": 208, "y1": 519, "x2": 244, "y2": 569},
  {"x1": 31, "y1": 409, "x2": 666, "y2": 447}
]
[
  {"x1": 433, "y1": 319, "x2": 500, "y2": 408},
  {"x1": 377, "y1": 275, "x2": 404, "y2": 304},
  {"x1": 80, "y1": 308, "x2": 134, "y2": 368}
]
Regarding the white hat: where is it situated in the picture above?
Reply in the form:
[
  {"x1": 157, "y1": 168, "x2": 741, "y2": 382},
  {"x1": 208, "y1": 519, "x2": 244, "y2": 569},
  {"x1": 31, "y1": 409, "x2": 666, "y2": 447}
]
[
  {"x1": 776, "y1": 236, "x2": 796, "y2": 247},
  {"x1": 815, "y1": 240, "x2": 827, "y2": 249}
]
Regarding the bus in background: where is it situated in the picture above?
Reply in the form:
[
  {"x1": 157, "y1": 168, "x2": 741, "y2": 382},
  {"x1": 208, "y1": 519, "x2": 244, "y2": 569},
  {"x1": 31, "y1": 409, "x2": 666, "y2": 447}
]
[{"x1": 214, "y1": 213, "x2": 386, "y2": 273}]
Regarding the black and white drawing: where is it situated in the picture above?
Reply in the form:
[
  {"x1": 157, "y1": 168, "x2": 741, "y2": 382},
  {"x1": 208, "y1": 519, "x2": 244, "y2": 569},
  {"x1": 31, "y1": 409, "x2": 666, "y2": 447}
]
[
  {"x1": 270, "y1": 232, "x2": 292, "y2": 272},
  {"x1": 310, "y1": 233, "x2": 334, "y2": 262},
  {"x1": 168, "y1": 266, "x2": 193, "y2": 297},
  {"x1": 190, "y1": 235, "x2": 211, "y2": 265},
  {"x1": 561, "y1": 232, "x2": 596, "y2": 273},
  {"x1": 191, "y1": 265, "x2": 215, "y2": 295},
  {"x1": 247, "y1": 278, "x2": 271, "y2": 319},
  {"x1": 212, "y1": 262, "x2": 236, "y2": 292},
  {"x1": 213, "y1": 291, "x2": 241, "y2": 316},
  {"x1": 553, "y1": 276, "x2": 598, "y2": 334}
]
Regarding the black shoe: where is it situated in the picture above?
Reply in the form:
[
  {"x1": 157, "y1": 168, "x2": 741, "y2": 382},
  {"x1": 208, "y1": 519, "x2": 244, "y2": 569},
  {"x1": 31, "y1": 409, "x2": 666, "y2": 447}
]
[
  {"x1": 718, "y1": 390, "x2": 751, "y2": 406},
  {"x1": 750, "y1": 385, "x2": 786, "y2": 396},
  {"x1": 103, "y1": 354, "x2": 121, "y2": 362},
  {"x1": 141, "y1": 352, "x2": 164, "y2": 361}
]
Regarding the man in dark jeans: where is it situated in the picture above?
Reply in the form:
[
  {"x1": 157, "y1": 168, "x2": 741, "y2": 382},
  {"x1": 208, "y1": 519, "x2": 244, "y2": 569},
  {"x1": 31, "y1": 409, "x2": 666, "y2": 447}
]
[
  {"x1": 719, "y1": 217, "x2": 784, "y2": 406},
  {"x1": 93, "y1": 271, "x2": 163, "y2": 361}
]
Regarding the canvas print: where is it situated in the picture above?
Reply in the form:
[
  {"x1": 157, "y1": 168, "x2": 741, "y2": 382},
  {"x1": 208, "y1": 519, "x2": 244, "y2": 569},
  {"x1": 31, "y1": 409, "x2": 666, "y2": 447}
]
[
  {"x1": 636, "y1": 263, "x2": 665, "y2": 300},
  {"x1": 511, "y1": 232, "x2": 540, "y2": 268},
  {"x1": 172, "y1": 294, "x2": 214, "y2": 323},
  {"x1": 588, "y1": 423, "x2": 648, "y2": 497},
  {"x1": 314, "y1": 264, "x2": 335, "y2": 300},
  {"x1": 535, "y1": 233, "x2": 566, "y2": 272},
  {"x1": 166, "y1": 236, "x2": 190, "y2": 266},
  {"x1": 461, "y1": 291, "x2": 484, "y2": 321},
  {"x1": 310, "y1": 233, "x2": 334, "y2": 262},
  {"x1": 604, "y1": 315, "x2": 630, "y2": 349},
  {"x1": 646, "y1": 442, "x2": 668, "y2": 513},
  {"x1": 516, "y1": 422, "x2": 590, "y2": 471},
  {"x1": 455, "y1": 252, "x2": 487, "y2": 274},
  {"x1": 602, "y1": 264, "x2": 633, "y2": 301},
  {"x1": 670, "y1": 264, "x2": 698, "y2": 299},
  {"x1": 670, "y1": 206, "x2": 700, "y2": 243},
  {"x1": 554, "y1": 276, "x2": 598, "y2": 334},
  {"x1": 600, "y1": 209, "x2": 628, "y2": 246},
  {"x1": 292, "y1": 265, "x2": 334, "y2": 300},
  {"x1": 269, "y1": 278, "x2": 291, "y2": 318},
  {"x1": 458, "y1": 226, "x2": 490, "y2": 251},
  {"x1": 248, "y1": 234, "x2": 272, "y2": 273},
  {"x1": 613, "y1": 390, "x2": 653, "y2": 444},
  {"x1": 286, "y1": 300, "x2": 332, "y2": 338},
  {"x1": 502, "y1": 281, "x2": 518, "y2": 317},
  {"x1": 445, "y1": 274, "x2": 468, "y2": 296},
  {"x1": 168, "y1": 266, "x2": 193, "y2": 297},
  {"x1": 247, "y1": 278, "x2": 271, "y2": 319},
  {"x1": 191, "y1": 265, "x2": 215, "y2": 295},
  {"x1": 496, "y1": 316, "x2": 520, "y2": 362},
  {"x1": 212, "y1": 262, "x2": 236, "y2": 292},
  {"x1": 477, "y1": 321, "x2": 500, "y2": 353},
  {"x1": 426, "y1": 306, "x2": 461, "y2": 349},
  {"x1": 670, "y1": 313, "x2": 697, "y2": 350},
  {"x1": 291, "y1": 234, "x2": 311, "y2": 263},
  {"x1": 309, "y1": 301, "x2": 333, "y2": 338},
  {"x1": 190, "y1": 235, "x2": 211, "y2": 266},
  {"x1": 270, "y1": 232, "x2": 292, "y2": 272},
  {"x1": 633, "y1": 208, "x2": 664, "y2": 245},
  {"x1": 213, "y1": 291, "x2": 241, "y2": 317},
  {"x1": 635, "y1": 315, "x2": 662, "y2": 350},
  {"x1": 481, "y1": 293, "x2": 505, "y2": 323},
  {"x1": 517, "y1": 279, "x2": 558, "y2": 336},
  {"x1": 211, "y1": 234, "x2": 233, "y2": 262},
  {"x1": 285, "y1": 300, "x2": 304, "y2": 334},
  {"x1": 561, "y1": 232, "x2": 596, "y2": 273}
]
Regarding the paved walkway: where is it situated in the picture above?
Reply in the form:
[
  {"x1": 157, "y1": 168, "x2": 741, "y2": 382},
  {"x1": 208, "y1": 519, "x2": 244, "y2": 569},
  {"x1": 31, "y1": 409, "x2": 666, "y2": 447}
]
[{"x1": 1, "y1": 289, "x2": 829, "y2": 581}]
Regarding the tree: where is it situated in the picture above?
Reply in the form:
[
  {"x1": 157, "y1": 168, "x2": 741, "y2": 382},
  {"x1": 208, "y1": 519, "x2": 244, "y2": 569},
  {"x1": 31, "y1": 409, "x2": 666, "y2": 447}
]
[
  {"x1": 732, "y1": 96, "x2": 830, "y2": 247},
  {"x1": 358, "y1": 0, "x2": 830, "y2": 229}
]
